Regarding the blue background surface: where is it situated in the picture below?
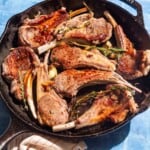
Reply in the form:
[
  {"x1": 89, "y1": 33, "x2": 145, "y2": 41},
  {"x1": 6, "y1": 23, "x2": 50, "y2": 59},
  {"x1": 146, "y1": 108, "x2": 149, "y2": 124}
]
[{"x1": 0, "y1": 0, "x2": 150, "y2": 149}]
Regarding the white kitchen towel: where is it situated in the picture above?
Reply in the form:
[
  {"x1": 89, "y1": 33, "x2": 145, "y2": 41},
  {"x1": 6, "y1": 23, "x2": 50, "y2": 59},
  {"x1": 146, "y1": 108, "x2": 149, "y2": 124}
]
[{"x1": 6, "y1": 132, "x2": 87, "y2": 150}]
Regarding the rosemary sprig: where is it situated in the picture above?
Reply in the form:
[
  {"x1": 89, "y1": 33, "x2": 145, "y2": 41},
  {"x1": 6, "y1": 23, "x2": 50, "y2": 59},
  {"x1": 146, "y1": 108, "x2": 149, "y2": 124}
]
[
  {"x1": 70, "y1": 91, "x2": 97, "y2": 120},
  {"x1": 69, "y1": 41, "x2": 125, "y2": 59},
  {"x1": 74, "y1": 91, "x2": 97, "y2": 109}
]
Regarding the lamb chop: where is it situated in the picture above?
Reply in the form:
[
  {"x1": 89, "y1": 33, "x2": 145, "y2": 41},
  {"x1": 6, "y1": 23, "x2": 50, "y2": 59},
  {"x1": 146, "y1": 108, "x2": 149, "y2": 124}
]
[
  {"x1": 53, "y1": 84, "x2": 138, "y2": 131},
  {"x1": 104, "y1": 11, "x2": 150, "y2": 80},
  {"x1": 117, "y1": 50, "x2": 150, "y2": 80},
  {"x1": 2, "y1": 46, "x2": 40, "y2": 100},
  {"x1": 36, "y1": 63, "x2": 69, "y2": 126},
  {"x1": 54, "y1": 13, "x2": 112, "y2": 44},
  {"x1": 75, "y1": 84, "x2": 138, "y2": 129},
  {"x1": 50, "y1": 43, "x2": 116, "y2": 71},
  {"x1": 18, "y1": 8, "x2": 68, "y2": 49},
  {"x1": 53, "y1": 69, "x2": 141, "y2": 98}
]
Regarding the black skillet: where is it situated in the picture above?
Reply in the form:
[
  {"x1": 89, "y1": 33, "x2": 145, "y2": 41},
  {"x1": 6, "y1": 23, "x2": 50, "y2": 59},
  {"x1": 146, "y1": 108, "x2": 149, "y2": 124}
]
[{"x1": 0, "y1": 0, "x2": 150, "y2": 145}]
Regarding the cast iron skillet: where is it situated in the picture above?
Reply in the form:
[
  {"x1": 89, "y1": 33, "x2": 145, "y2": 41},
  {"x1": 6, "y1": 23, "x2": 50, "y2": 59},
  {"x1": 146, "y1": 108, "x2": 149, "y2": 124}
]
[{"x1": 0, "y1": 0, "x2": 150, "y2": 144}]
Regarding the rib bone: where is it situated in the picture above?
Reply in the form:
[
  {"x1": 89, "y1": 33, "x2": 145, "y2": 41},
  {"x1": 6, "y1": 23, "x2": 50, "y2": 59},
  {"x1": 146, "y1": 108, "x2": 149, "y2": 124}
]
[
  {"x1": 54, "y1": 69, "x2": 141, "y2": 98},
  {"x1": 104, "y1": 11, "x2": 136, "y2": 56}
]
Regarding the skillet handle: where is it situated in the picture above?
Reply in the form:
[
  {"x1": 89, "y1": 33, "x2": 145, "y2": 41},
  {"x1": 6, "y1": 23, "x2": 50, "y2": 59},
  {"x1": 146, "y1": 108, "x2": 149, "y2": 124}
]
[
  {"x1": 0, "y1": 112, "x2": 29, "y2": 149},
  {"x1": 120, "y1": 0, "x2": 144, "y2": 27}
]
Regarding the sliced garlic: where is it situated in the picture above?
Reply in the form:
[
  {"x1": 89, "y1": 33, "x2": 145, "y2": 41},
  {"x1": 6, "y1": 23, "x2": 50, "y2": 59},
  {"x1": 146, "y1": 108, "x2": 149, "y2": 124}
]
[{"x1": 48, "y1": 65, "x2": 57, "y2": 80}]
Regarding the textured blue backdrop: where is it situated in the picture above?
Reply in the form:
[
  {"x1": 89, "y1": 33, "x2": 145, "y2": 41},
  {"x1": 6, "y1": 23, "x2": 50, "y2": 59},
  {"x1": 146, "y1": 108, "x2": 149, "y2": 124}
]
[{"x1": 0, "y1": 0, "x2": 150, "y2": 150}]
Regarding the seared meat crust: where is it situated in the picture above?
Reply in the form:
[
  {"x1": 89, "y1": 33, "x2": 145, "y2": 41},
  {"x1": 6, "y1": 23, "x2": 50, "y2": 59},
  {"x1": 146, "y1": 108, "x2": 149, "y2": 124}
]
[
  {"x1": 37, "y1": 90, "x2": 69, "y2": 126},
  {"x1": 36, "y1": 64, "x2": 69, "y2": 126},
  {"x1": 18, "y1": 8, "x2": 68, "y2": 48},
  {"x1": 76, "y1": 84, "x2": 138, "y2": 128},
  {"x1": 2, "y1": 46, "x2": 39, "y2": 81},
  {"x1": 117, "y1": 50, "x2": 150, "y2": 80},
  {"x1": 53, "y1": 69, "x2": 135, "y2": 97},
  {"x1": 51, "y1": 43, "x2": 115, "y2": 71},
  {"x1": 55, "y1": 13, "x2": 112, "y2": 44},
  {"x1": 2, "y1": 46, "x2": 40, "y2": 100}
]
